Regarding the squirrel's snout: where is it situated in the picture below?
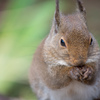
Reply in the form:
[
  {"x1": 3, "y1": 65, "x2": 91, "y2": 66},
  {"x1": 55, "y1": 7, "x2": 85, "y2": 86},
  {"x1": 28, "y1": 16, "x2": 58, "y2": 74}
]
[{"x1": 69, "y1": 59, "x2": 86, "y2": 67}]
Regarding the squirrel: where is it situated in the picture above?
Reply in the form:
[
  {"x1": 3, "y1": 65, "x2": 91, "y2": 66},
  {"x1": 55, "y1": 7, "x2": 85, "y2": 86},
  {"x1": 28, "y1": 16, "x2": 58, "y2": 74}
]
[{"x1": 29, "y1": 0, "x2": 100, "y2": 100}]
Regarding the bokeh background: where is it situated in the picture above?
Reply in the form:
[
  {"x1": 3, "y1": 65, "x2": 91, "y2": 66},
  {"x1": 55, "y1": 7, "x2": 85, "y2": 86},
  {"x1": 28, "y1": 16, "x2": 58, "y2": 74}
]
[{"x1": 0, "y1": 0, "x2": 100, "y2": 100}]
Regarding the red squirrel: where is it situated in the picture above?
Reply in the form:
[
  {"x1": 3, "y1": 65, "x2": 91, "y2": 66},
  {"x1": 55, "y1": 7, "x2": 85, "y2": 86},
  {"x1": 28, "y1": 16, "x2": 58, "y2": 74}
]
[{"x1": 29, "y1": 0, "x2": 100, "y2": 100}]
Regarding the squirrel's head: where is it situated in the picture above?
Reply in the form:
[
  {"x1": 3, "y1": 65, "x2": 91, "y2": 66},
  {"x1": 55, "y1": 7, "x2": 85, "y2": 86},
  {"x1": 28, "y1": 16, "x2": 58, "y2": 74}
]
[{"x1": 44, "y1": 0, "x2": 99, "y2": 67}]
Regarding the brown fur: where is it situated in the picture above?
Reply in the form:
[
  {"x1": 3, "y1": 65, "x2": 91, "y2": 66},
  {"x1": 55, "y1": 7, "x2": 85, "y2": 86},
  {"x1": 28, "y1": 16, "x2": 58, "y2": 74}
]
[{"x1": 29, "y1": 0, "x2": 100, "y2": 100}]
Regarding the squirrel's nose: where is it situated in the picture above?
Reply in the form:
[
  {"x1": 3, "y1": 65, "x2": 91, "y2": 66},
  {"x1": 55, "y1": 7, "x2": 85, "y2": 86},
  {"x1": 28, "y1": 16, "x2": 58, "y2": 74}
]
[{"x1": 69, "y1": 59, "x2": 86, "y2": 67}]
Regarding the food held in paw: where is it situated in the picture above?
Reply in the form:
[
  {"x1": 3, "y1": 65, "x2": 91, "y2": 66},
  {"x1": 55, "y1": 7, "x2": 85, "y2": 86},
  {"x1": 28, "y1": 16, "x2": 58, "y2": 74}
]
[{"x1": 68, "y1": 65, "x2": 95, "y2": 84}]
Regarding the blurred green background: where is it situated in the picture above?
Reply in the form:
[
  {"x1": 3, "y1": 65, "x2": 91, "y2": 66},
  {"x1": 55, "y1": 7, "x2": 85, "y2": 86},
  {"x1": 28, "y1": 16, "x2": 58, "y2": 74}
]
[{"x1": 0, "y1": 0, "x2": 100, "y2": 100}]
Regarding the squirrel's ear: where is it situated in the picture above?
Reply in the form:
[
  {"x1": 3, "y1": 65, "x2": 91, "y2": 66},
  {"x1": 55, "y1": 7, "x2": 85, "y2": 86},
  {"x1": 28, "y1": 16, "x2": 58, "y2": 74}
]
[
  {"x1": 77, "y1": 0, "x2": 86, "y2": 15},
  {"x1": 54, "y1": 0, "x2": 60, "y2": 33}
]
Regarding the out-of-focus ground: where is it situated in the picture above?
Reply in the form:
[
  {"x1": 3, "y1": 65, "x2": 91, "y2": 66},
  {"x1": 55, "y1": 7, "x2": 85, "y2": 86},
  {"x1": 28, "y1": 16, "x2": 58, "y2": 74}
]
[{"x1": 0, "y1": 0, "x2": 100, "y2": 100}]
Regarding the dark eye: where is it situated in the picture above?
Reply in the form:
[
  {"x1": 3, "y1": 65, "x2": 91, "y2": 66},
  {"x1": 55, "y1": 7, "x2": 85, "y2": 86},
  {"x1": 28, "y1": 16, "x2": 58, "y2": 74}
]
[
  {"x1": 61, "y1": 39, "x2": 66, "y2": 47},
  {"x1": 90, "y1": 38, "x2": 93, "y2": 45}
]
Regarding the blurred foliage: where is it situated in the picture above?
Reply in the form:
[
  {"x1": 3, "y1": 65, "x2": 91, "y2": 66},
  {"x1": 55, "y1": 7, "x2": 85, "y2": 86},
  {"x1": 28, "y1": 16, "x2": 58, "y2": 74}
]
[{"x1": 0, "y1": 0, "x2": 100, "y2": 100}]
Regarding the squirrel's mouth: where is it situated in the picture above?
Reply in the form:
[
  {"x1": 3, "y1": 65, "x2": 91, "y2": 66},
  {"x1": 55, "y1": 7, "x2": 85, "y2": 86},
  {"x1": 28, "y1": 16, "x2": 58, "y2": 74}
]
[{"x1": 68, "y1": 65, "x2": 95, "y2": 84}]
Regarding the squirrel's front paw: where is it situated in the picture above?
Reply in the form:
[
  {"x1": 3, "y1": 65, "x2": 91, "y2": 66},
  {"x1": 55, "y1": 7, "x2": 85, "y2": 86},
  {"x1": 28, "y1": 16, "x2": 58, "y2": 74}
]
[{"x1": 68, "y1": 65, "x2": 95, "y2": 84}]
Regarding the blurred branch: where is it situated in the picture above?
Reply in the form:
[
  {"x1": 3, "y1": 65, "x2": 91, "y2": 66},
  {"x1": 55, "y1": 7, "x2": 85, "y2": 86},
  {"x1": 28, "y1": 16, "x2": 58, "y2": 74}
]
[
  {"x1": 0, "y1": 94, "x2": 24, "y2": 100},
  {"x1": 0, "y1": 94, "x2": 10, "y2": 100}
]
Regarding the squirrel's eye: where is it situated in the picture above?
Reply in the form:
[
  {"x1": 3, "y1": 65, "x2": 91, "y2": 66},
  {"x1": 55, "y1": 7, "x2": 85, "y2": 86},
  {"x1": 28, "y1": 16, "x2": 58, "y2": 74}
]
[
  {"x1": 90, "y1": 38, "x2": 93, "y2": 45},
  {"x1": 61, "y1": 39, "x2": 66, "y2": 47}
]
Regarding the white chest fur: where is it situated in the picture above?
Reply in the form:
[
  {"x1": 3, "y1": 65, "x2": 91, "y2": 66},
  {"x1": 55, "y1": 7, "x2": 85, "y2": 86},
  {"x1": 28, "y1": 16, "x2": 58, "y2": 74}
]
[{"x1": 46, "y1": 80, "x2": 100, "y2": 100}]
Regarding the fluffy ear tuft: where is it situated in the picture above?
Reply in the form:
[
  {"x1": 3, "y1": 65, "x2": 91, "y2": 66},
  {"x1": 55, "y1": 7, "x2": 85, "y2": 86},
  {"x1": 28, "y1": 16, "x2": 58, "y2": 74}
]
[
  {"x1": 54, "y1": 0, "x2": 60, "y2": 33},
  {"x1": 77, "y1": 0, "x2": 86, "y2": 15}
]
